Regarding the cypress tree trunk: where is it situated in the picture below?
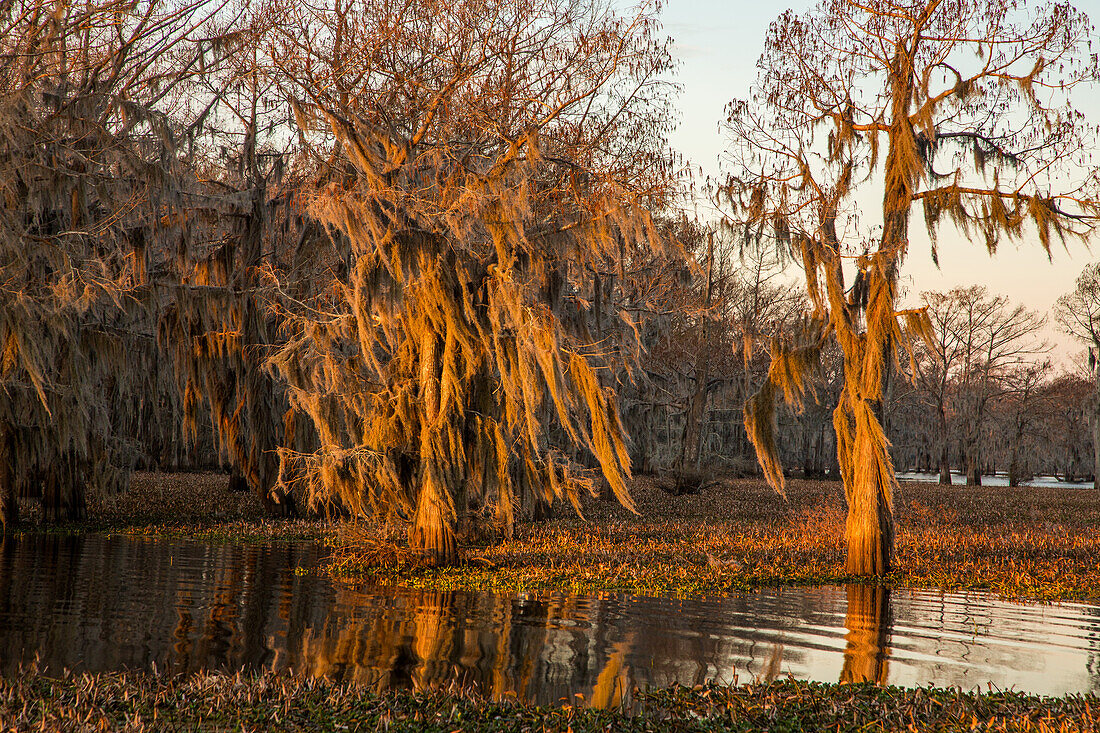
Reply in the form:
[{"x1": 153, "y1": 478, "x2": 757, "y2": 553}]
[
  {"x1": 835, "y1": 382, "x2": 894, "y2": 577},
  {"x1": 836, "y1": 42, "x2": 917, "y2": 577},
  {"x1": 409, "y1": 329, "x2": 459, "y2": 565},
  {"x1": 827, "y1": 423, "x2": 841, "y2": 481},
  {"x1": 410, "y1": 486, "x2": 459, "y2": 566},
  {"x1": 676, "y1": 233, "x2": 714, "y2": 483},
  {"x1": 1008, "y1": 422, "x2": 1025, "y2": 488},
  {"x1": 678, "y1": 371, "x2": 709, "y2": 478},
  {"x1": 67, "y1": 462, "x2": 87, "y2": 522},
  {"x1": 42, "y1": 466, "x2": 62, "y2": 523},
  {"x1": 966, "y1": 451, "x2": 982, "y2": 486},
  {"x1": 802, "y1": 428, "x2": 815, "y2": 477},
  {"x1": 843, "y1": 482, "x2": 894, "y2": 576},
  {"x1": 937, "y1": 405, "x2": 951, "y2": 485}
]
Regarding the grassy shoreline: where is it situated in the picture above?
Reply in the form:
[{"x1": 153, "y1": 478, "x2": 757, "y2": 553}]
[
  {"x1": 13, "y1": 471, "x2": 1100, "y2": 602},
  {"x1": 3, "y1": 670, "x2": 1098, "y2": 732}
]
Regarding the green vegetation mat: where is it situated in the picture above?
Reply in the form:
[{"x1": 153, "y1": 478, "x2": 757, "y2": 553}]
[{"x1": 3, "y1": 671, "x2": 1097, "y2": 732}]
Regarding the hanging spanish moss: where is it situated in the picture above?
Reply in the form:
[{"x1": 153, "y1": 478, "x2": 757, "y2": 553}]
[
  {"x1": 0, "y1": 0, "x2": 212, "y2": 524},
  {"x1": 259, "y1": 0, "x2": 678, "y2": 562},
  {"x1": 723, "y1": 0, "x2": 1096, "y2": 576}
]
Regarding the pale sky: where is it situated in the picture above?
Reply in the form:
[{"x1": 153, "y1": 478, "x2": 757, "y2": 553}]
[{"x1": 660, "y1": 0, "x2": 1100, "y2": 360}]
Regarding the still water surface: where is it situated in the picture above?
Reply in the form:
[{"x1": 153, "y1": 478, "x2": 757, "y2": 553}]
[{"x1": 2, "y1": 533, "x2": 1099, "y2": 705}]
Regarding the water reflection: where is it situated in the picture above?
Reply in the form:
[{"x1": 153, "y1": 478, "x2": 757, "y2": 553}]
[
  {"x1": 841, "y1": 584, "x2": 890, "y2": 684},
  {"x1": 0, "y1": 533, "x2": 1098, "y2": 704}
]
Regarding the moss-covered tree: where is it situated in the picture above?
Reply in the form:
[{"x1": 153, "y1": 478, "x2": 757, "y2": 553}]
[
  {"x1": 0, "y1": 0, "x2": 212, "y2": 525},
  {"x1": 723, "y1": 0, "x2": 1100, "y2": 574},
  {"x1": 1055, "y1": 263, "x2": 1100, "y2": 489},
  {"x1": 261, "y1": 0, "x2": 680, "y2": 562}
]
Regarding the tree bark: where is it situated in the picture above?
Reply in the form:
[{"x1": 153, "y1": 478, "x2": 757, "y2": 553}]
[
  {"x1": 937, "y1": 405, "x2": 951, "y2": 485},
  {"x1": 409, "y1": 329, "x2": 459, "y2": 565},
  {"x1": 409, "y1": 487, "x2": 459, "y2": 565},
  {"x1": 844, "y1": 479, "x2": 894, "y2": 576},
  {"x1": 827, "y1": 423, "x2": 841, "y2": 481},
  {"x1": 678, "y1": 374, "x2": 709, "y2": 478},
  {"x1": 1008, "y1": 423, "x2": 1025, "y2": 487},
  {"x1": 966, "y1": 451, "x2": 982, "y2": 487}
]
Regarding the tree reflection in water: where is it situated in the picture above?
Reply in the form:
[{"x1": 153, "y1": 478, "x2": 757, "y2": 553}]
[{"x1": 840, "y1": 584, "x2": 891, "y2": 685}]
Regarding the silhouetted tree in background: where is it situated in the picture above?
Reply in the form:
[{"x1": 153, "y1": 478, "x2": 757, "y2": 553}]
[{"x1": 1056, "y1": 263, "x2": 1100, "y2": 489}]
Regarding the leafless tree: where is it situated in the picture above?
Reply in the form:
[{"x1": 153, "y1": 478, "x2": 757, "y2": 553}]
[
  {"x1": 943, "y1": 287, "x2": 1046, "y2": 485},
  {"x1": 914, "y1": 286, "x2": 1046, "y2": 486}
]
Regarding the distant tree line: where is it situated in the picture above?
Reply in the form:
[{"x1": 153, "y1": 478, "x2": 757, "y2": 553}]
[{"x1": 602, "y1": 269, "x2": 1100, "y2": 493}]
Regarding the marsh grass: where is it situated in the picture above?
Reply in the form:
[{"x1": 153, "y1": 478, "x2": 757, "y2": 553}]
[
  {"x1": 17, "y1": 471, "x2": 1100, "y2": 600},
  {"x1": 14, "y1": 472, "x2": 323, "y2": 544},
  {"x1": 334, "y1": 476, "x2": 1100, "y2": 601},
  {"x1": 2, "y1": 669, "x2": 1098, "y2": 732}
]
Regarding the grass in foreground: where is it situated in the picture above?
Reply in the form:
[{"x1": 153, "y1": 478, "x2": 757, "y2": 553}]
[
  {"x1": 332, "y1": 477, "x2": 1100, "y2": 602},
  {"x1": 2, "y1": 670, "x2": 1097, "y2": 732}
]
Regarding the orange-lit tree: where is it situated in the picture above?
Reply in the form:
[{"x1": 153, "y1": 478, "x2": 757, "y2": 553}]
[
  {"x1": 723, "y1": 0, "x2": 1100, "y2": 574},
  {"x1": 262, "y1": 0, "x2": 680, "y2": 562}
]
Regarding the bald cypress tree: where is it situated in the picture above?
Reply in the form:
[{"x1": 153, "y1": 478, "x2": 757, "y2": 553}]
[
  {"x1": 724, "y1": 0, "x2": 1100, "y2": 574},
  {"x1": 259, "y1": 0, "x2": 679, "y2": 562},
  {"x1": 0, "y1": 0, "x2": 212, "y2": 524}
]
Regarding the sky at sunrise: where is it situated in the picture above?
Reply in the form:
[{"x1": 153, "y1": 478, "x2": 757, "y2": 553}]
[{"x1": 660, "y1": 0, "x2": 1100, "y2": 362}]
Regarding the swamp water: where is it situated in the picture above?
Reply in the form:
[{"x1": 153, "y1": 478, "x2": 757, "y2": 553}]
[{"x1": 1, "y1": 533, "x2": 1098, "y2": 705}]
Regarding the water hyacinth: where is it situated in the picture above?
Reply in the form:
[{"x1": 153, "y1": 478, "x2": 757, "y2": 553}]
[{"x1": 3, "y1": 670, "x2": 1099, "y2": 732}]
